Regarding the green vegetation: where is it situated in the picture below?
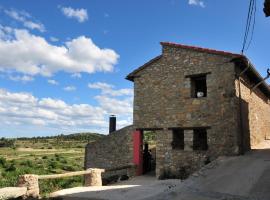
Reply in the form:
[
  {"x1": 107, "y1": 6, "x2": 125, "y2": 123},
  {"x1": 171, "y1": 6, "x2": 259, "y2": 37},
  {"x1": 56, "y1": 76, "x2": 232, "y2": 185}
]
[
  {"x1": 0, "y1": 132, "x2": 105, "y2": 197},
  {"x1": 143, "y1": 131, "x2": 156, "y2": 148}
]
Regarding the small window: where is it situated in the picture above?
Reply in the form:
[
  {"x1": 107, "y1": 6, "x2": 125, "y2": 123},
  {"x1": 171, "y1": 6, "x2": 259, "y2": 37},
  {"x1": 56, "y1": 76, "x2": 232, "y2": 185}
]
[
  {"x1": 191, "y1": 75, "x2": 207, "y2": 98},
  {"x1": 193, "y1": 129, "x2": 208, "y2": 150},
  {"x1": 171, "y1": 129, "x2": 184, "y2": 150}
]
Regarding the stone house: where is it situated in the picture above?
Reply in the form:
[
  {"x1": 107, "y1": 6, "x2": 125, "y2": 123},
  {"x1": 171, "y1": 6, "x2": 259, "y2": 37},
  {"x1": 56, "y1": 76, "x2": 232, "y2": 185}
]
[{"x1": 85, "y1": 42, "x2": 270, "y2": 180}]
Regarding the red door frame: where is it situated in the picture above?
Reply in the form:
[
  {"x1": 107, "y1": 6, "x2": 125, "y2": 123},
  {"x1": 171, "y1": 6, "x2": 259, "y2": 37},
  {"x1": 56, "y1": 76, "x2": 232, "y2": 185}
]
[{"x1": 133, "y1": 130, "x2": 143, "y2": 176}]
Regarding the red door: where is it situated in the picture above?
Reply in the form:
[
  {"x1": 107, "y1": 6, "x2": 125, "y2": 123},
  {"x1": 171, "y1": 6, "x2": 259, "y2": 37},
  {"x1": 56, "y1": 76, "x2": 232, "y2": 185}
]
[{"x1": 133, "y1": 130, "x2": 143, "y2": 175}]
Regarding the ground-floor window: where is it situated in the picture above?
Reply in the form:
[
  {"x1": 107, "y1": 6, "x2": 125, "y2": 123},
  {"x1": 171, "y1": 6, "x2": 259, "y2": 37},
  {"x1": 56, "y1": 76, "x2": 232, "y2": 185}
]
[
  {"x1": 171, "y1": 129, "x2": 184, "y2": 150},
  {"x1": 193, "y1": 129, "x2": 208, "y2": 150},
  {"x1": 170, "y1": 127, "x2": 209, "y2": 151}
]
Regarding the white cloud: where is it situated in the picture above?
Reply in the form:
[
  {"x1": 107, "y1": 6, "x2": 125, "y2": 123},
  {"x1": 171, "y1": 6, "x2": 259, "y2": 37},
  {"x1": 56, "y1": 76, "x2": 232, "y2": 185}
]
[
  {"x1": 0, "y1": 26, "x2": 119, "y2": 77},
  {"x1": 8, "y1": 75, "x2": 34, "y2": 82},
  {"x1": 88, "y1": 82, "x2": 133, "y2": 96},
  {"x1": 63, "y1": 86, "x2": 76, "y2": 91},
  {"x1": 71, "y1": 73, "x2": 82, "y2": 78},
  {"x1": 188, "y1": 0, "x2": 205, "y2": 7},
  {"x1": 60, "y1": 6, "x2": 88, "y2": 23},
  {"x1": 48, "y1": 79, "x2": 59, "y2": 85},
  {"x1": 95, "y1": 95, "x2": 133, "y2": 116},
  {"x1": 0, "y1": 88, "x2": 133, "y2": 136},
  {"x1": 4, "y1": 9, "x2": 45, "y2": 32},
  {"x1": 50, "y1": 37, "x2": 59, "y2": 42}
]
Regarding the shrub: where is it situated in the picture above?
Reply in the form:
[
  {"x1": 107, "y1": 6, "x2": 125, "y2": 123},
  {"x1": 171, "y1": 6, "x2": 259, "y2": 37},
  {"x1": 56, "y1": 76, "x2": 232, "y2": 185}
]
[
  {"x1": 158, "y1": 169, "x2": 176, "y2": 180},
  {"x1": 60, "y1": 158, "x2": 67, "y2": 164},
  {"x1": 42, "y1": 155, "x2": 48, "y2": 159},
  {"x1": 20, "y1": 160, "x2": 34, "y2": 167},
  {"x1": 0, "y1": 157, "x2": 7, "y2": 167},
  {"x1": 61, "y1": 165, "x2": 76, "y2": 171},
  {"x1": 5, "y1": 163, "x2": 16, "y2": 171}
]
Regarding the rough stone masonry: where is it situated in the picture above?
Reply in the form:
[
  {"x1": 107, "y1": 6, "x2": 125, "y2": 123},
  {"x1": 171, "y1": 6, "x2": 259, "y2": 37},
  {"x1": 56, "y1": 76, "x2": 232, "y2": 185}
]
[{"x1": 86, "y1": 42, "x2": 270, "y2": 179}]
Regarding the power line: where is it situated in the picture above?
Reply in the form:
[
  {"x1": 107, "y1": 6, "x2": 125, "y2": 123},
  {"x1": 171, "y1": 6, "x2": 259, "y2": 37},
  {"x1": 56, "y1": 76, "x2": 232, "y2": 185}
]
[{"x1": 241, "y1": 0, "x2": 257, "y2": 54}]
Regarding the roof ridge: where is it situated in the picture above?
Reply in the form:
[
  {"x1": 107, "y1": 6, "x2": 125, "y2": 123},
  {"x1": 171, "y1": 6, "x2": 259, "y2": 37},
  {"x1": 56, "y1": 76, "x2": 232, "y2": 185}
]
[{"x1": 160, "y1": 42, "x2": 243, "y2": 57}]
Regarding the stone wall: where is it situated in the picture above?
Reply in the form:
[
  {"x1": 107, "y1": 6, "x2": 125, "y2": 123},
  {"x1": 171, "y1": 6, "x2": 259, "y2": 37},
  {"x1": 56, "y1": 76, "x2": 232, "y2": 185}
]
[
  {"x1": 133, "y1": 45, "x2": 240, "y2": 177},
  {"x1": 85, "y1": 125, "x2": 135, "y2": 182},
  {"x1": 235, "y1": 74, "x2": 270, "y2": 149}
]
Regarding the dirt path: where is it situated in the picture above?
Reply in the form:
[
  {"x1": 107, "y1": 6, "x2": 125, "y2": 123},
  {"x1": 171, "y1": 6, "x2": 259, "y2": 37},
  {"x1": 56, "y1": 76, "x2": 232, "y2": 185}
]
[{"x1": 51, "y1": 149, "x2": 270, "y2": 200}]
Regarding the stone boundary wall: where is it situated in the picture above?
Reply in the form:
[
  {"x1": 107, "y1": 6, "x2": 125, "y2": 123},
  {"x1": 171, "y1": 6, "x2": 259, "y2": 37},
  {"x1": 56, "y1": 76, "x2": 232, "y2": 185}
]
[
  {"x1": 85, "y1": 125, "x2": 135, "y2": 182},
  {"x1": 235, "y1": 75, "x2": 270, "y2": 149}
]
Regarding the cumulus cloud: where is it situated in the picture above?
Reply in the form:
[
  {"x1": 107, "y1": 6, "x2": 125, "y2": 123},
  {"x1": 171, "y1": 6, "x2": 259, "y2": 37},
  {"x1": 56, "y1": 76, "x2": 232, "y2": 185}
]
[
  {"x1": 188, "y1": 0, "x2": 205, "y2": 7},
  {"x1": 8, "y1": 75, "x2": 34, "y2": 82},
  {"x1": 0, "y1": 87, "x2": 133, "y2": 135},
  {"x1": 48, "y1": 79, "x2": 59, "y2": 85},
  {"x1": 95, "y1": 95, "x2": 133, "y2": 115},
  {"x1": 60, "y1": 6, "x2": 88, "y2": 23},
  {"x1": 50, "y1": 37, "x2": 59, "y2": 42},
  {"x1": 63, "y1": 86, "x2": 76, "y2": 91},
  {"x1": 0, "y1": 26, "x2": 119, "y2": 77},
  {"x1": 88, "y1": 82, "x2": 133, "y2": 97},
  {"x1": 4, "y1": 9, "x2": 45, "y2": 32},
  {"x1": 71, "y1": 73, "x2": 82, "y2": 78}
]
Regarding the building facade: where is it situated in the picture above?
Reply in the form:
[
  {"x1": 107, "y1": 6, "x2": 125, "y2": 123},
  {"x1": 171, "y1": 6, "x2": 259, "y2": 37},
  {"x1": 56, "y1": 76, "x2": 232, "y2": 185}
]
[{"x1": 85, "y1": 42, "x2": 270, "y2": 179}]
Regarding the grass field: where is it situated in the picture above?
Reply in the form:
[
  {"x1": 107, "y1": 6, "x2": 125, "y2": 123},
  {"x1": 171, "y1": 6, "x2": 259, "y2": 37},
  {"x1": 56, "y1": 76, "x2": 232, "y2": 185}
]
[{"x1": 0, "y1": 133, "x2": 104, "y2": 196}]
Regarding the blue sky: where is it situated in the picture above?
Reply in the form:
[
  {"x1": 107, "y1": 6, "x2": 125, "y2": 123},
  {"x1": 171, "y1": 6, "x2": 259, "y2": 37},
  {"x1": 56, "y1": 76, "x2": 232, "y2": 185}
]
[{"x1": 0, "y1": 0, "x2": 269, "y2": 138}]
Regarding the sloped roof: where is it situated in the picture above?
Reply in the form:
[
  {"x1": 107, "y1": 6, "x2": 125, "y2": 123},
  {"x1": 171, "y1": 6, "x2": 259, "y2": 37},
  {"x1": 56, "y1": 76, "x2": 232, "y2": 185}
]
[
  {"x1": 126, "y1": 55, "x2": 162, "y2": 81},
  {"x1": 126, "y1": 42, "x2": 242, "y2": 81},
  {"x1": 160, "y1": 42, "x2": 242, "y2": 57},
  {"x1": 126, "y1": 42, "x2": 270, "y2": 98}
]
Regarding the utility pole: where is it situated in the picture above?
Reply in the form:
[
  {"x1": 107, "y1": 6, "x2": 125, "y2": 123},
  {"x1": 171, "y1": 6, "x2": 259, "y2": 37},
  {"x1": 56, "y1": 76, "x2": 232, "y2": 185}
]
[{"x1": 264, "y1": 0, "x2": 270, "y2": 16}]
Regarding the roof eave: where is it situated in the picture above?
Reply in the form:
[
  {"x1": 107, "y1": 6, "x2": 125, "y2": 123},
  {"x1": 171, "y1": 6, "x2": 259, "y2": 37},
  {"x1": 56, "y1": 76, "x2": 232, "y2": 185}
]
[
  {"x1": 126, "y1": 55, "x2": 162, "y2": 82},
  {"x1": 231, "y1": 56, "x2": 270, "y2": 98}
]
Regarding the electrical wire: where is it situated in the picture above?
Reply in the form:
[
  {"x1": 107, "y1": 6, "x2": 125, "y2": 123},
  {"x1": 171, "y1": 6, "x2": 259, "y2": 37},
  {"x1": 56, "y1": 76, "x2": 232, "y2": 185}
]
[{"x1": 241, "y1": 0, "x2": 257, "y2": 54}]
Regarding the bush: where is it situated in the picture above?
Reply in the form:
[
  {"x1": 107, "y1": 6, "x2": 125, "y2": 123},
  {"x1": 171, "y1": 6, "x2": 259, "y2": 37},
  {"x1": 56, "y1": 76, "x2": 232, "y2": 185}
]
[
  {"x1": 5, "y1": 163, "x2": 16, "y2": 171},
  {"x1": 42, "y1": 155, "x2": 48, "y2": 159},
  {"x1": 61, "y1": 165, "x2": 76, "y2": 171},
  {"x1": 0, "y1": 157, "x2": 7, "y2": 167},
  {"x1": 60, "y1": 158, "x2": 68, "y2": 164},
  {"x1": 20, "y1": 160, "x2": 34, "y2": 167}
]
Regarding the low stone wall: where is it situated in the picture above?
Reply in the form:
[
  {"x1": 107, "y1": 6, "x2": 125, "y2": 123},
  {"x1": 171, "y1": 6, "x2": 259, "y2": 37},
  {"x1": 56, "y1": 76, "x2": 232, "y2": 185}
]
[{"x1": 85, "y1": 125, "x2": 135, "y2": 183}]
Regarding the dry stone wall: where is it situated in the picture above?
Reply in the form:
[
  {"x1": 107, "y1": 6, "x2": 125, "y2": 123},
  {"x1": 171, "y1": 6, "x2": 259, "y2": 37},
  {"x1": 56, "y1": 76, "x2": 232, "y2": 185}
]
[{"x1": 85, "y1": 125, "x2": 135, "y2": 182}]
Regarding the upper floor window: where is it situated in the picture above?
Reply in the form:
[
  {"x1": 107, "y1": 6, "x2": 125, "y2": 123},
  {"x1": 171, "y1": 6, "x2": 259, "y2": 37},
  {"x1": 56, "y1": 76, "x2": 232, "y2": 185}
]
[{"x1": 191, "y1": 75, "x2": 207, "y2": 98}]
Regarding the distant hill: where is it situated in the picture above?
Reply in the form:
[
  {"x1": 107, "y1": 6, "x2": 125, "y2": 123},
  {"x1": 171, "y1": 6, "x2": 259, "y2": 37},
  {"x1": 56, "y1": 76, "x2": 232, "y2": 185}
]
[
  {"x1": 1, "y1": 132, "x2": 106, "y2": 149},
  {"x1": 17, "y1": 132, "x2": 105, "y2": 141}
]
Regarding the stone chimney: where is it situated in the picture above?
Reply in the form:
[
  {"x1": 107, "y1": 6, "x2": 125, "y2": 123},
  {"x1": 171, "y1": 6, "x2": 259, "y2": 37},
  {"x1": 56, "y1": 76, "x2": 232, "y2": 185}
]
[{"x1": 109, "y1": 115, "x2": 116, "y2": 134}]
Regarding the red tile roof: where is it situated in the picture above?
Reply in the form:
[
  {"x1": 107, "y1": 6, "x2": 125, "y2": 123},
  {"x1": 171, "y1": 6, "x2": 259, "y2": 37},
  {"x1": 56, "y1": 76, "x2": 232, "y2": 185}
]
[{"x1": 160, "y1": 42, "x2": 243, "y2": 57}]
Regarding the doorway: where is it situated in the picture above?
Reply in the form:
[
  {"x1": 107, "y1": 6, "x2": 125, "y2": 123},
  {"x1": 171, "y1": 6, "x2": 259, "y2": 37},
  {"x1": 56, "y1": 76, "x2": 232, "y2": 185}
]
[
  {"x1": 142, "y1": 131, "x2": 156, "y2": 175},
  {"x1": 133, "y1": 130, "x2": 157, "y2": 176}
]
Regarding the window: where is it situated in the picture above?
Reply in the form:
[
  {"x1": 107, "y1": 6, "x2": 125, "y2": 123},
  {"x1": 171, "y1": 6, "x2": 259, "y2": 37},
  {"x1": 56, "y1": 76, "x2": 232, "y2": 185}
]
[
  {"x1": 191, "y1": 75, "x2": 207, "y2": 98},
  {"x1": 193, "y1": 129, "x2": 208, "y2": 151},
  {"x1": 171, "y1": 129, "x2": 184, "y2": 150}
]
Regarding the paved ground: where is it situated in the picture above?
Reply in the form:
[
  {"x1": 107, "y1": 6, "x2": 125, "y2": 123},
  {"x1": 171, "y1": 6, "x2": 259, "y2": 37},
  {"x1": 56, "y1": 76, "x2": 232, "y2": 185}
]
[{"x1": 51, "y1": 149, "x2": 270, "y2": 200}]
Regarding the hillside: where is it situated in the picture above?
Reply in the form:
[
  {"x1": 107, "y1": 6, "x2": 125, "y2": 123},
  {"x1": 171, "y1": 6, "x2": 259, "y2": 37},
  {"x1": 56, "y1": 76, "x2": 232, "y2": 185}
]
[{"x1": 0, "y1": 132, "x2": 105, "y2": 196}]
